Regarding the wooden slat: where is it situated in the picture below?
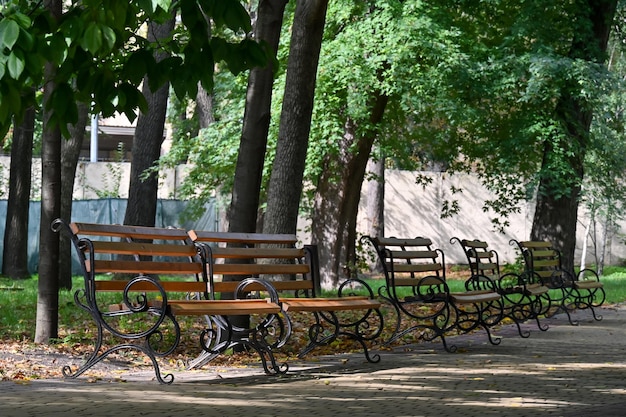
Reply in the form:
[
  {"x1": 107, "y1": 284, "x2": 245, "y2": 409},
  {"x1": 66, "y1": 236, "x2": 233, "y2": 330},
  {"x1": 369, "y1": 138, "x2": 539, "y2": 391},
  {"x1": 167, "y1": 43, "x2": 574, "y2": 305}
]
[
  {"x1": 475, "y1": 262, "x2": 498, "y2": 270},
  {"x1": 533, "y1": 260, "x2": 560, "y2": 268},
  {"x1": 211, "y1": 263, "x2": 310, "y2": 275},
  {"x1": 212, "y1": 279, "x2": 313, "y2": 293},
  {"x1": 86, "y1": 260, "x2": 202, "y2": 275},
  {"x1": 530, "y1": 250, "x2": 558, "y2": 258},
  {"x1": 375, "y1": 237, "x2": 432, "y2": 247},
  {"x1": 387, "y1": 263, "x2": 443, "y2": 273},
  {"x1": 189, "y1": 230, "x2": 297, "y2": 245},
  {"x1": 282, "y1": 297, "x2": 380, "y2": 312},
  {"x1": 71, "y1": 222, "x2": 189, "y2": 240},
  {"x1": 461, "y1": 240, "x2": 489, "y2": 248},
  {"x1": 168, "y1": 299, "x2": 281, "y2": 316},
  {"x1": 388, "y1": 250, "x2": 438, "y2": 259},
  {"x1": 392, "y1": 276, "x2": 444, "y2": 287},
  {"x1": 209, "y1": 247, "x2": 305, "y2": 259},
  {"x1": 518, "y1": 241, "x2": 553, "y2": 249},
  {"x1": 89, "y1": 241, "x2": 197, "y2": 257},
  {"x1": 96, "y1": 280, "x2": 207, "y2": 293},
  {"x1": 450, "y1": 291, "x2": 501, "y2": 304}
]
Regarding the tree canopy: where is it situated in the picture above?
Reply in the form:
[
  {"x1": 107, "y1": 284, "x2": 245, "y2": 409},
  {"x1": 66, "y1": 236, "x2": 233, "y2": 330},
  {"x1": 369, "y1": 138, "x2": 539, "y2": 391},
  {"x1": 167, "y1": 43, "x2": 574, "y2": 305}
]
[{"x1": 0, "y1": 0, "x2": 267, "y2": 139}]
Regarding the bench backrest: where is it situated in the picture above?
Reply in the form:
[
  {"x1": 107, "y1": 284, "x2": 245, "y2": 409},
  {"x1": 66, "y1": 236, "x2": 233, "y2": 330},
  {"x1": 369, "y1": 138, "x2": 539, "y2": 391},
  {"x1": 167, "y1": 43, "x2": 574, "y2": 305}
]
[
  {"x1": 187, "y1": 230, "x2": 316, "y2": 297},
  {"x1": 451, "y1": 238, "x2": 500, "y2": 279},
  {"x1": 365, "y1": 236, "x2": 447, "y2": 288},
  {"x1": 55, "y1": 220, "x2": 209, "y2": 295},
  {"x1": 510, "y1": 240, "x2": 565, "y2": 280}
]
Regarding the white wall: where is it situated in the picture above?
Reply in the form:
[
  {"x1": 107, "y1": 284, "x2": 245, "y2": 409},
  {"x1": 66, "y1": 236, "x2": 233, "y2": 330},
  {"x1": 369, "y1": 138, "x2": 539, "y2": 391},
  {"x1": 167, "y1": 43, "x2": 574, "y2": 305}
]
[
  {"x1": 4, "y1": 157, "x2": 622, "y2": 266},
  {"x1": 365, "y1": 170, "x2": 625, "y2": 266}
]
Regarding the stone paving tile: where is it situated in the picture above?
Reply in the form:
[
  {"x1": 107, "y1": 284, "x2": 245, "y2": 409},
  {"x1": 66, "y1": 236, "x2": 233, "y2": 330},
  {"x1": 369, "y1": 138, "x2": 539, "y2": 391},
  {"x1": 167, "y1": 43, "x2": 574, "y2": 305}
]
[{"x1": 1, "y1": 306, "x2": 626, "y2": 416}]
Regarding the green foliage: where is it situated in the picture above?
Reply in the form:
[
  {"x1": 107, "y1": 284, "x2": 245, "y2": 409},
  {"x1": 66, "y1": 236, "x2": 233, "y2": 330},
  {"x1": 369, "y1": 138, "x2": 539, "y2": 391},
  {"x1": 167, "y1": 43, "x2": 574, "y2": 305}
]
[{"x1": 0, "y1": 0, "x2": 269, "y2": 140}]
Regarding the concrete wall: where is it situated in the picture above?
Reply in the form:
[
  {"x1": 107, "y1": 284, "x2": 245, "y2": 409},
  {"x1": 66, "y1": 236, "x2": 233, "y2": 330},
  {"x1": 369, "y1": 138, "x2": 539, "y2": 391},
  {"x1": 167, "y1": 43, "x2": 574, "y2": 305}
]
[
  {"x1": 367, "y1": 170, "x2": 626, "y2": 266},
  {"x1": 3, "y1": 157, "x2": 622, "y2": 266}
]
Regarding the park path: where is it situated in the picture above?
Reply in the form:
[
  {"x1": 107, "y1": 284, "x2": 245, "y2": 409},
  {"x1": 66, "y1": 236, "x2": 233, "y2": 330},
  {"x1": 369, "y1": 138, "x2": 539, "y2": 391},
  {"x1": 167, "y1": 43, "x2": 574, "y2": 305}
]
[{"x1": 1, "y1": 305, "x2": 626, "y2": 416}]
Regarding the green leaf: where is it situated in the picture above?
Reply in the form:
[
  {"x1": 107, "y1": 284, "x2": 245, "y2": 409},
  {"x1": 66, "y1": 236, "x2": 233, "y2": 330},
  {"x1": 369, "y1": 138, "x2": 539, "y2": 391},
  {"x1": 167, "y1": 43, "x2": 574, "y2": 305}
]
[
  {"x1": 0, "y1": 20, "x2": 20, "y2": 49},
  {"x1": 49, "y1": 33, "x2": 68, "y2": 65},
  {"x1": 50, "y1": 82, "x2": 74, "y2": 118},
  {"x1": 59, "y1": 14, "x2": 85, "y2": 43},
  {"x1": 222, "y1": 0, "x2": 251, "y2": 32},
  {"x1": 82, "y1": 22, "x2": 103, "y2": 54},
  {"x1": 100, "y1": 25, "x2": 117, "y2": 52},
  {"x1": 11, "y1": 12, "x2": 31, "y2": 30},
  {"x1": 7, "y1": 50, "x2": 25, "y2": 79}
]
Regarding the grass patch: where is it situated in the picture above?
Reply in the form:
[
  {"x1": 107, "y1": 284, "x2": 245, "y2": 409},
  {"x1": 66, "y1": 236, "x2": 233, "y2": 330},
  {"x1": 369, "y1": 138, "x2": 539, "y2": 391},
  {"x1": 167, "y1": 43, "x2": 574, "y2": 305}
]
[{"x1": 1, "y1": 269, "x2": 626, "y2": 343}]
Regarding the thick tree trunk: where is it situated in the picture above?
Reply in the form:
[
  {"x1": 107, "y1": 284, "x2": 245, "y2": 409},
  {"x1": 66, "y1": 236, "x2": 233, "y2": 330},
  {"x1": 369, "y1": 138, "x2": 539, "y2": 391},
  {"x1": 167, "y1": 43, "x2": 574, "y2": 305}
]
[
  {"x1": 123, "y1": 18, "x2": 174, "y2": 227},
  {"x1": 263, "y1": 0, "x2": 329, "y2": 236},
  {"x1": 310, "y1": 92, "x2": 388, "y2": 288},
  {"x1": 531, "y1": 0, "x2": 616, "y2": 274},
  {"x1": 35, "y1": 0, "x2": 63, "y2": 344},
  {"x1": 58, "y1": 103, "x2": 88, "y2": 289},
  {"x1": 196, "y1": 85, "x2": 214, "y2": 130},
  {"x1": 365, "y1": 153, "x2": 385, "y2": 273},
  {"x1": 3, "y1": 107, "x2": 35, "y2": 279},
  {"x1": 228, "y1": 0, "x2": 287, "y2": 234}
]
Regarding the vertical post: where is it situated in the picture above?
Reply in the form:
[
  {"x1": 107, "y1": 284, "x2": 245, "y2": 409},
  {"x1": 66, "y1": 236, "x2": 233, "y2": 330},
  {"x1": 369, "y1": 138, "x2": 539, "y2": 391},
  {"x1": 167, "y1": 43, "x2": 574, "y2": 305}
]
[
  {"x1": 304, "y1": 244, "x2": 321, "y2": 296},
  {"x1": 90, "y1": 113, "x2": 98, "y2": 162}
]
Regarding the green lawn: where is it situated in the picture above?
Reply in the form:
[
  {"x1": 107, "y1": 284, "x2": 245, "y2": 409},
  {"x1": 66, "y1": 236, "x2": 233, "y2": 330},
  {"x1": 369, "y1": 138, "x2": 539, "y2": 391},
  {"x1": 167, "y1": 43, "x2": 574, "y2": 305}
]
[{"x1": 1, "y1": 268, "x2": 625, "y2": 342}]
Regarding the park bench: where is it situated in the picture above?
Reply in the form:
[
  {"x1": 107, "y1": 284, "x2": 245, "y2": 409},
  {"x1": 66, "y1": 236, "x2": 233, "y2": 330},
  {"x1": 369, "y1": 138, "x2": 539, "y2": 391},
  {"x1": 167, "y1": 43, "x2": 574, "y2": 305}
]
[
  {"x1": 362, "y1": 235, "x2": 503, "y2": 352},
  {"x1": 52, "y1": 219, "x2": 290, "y2": 384},
  {"x1": 187, "y1": 230, "x2": 384, "y2": 365},
  {"x1": 450, "y1": 237, "x2": 551, "y2": 336},
  {"x1": 509, "y1": 239, "x2": 605, "y2": 325}
]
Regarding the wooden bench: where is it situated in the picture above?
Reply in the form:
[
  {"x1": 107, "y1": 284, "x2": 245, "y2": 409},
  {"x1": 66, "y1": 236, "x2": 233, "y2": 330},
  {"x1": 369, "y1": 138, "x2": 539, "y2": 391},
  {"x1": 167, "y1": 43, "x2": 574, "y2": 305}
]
[
  {"x1": 510, "y1": 239, "x2": 605, "y2": 325},
  {"x1": 52, "y1": 219, "x2": 290, "y2": 384},
  {"x1": 450, "y1": 237, "x2": 551, "y2": 336},
  {"x1": 187, "y1": 230, "x2": 384, "y2": 364},
  {"x1": 362, "y1": 235, "x2": 504, "y2": 352}
]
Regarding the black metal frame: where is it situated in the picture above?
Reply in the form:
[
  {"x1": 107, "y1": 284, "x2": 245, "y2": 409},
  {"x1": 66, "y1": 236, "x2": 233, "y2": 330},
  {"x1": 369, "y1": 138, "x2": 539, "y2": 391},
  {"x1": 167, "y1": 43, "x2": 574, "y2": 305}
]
[
  {"x1": 510, "y1": 239, "x2": 605, "y2": 325},
  {"x1": 362, "y1": 235, "x2": 504, "y2": 353},
  {"x1": 296, "y1": 249, "x2": 384, "y2": 364},
  {"x1": 451, "y1": 237, "x2": 551, "y2": 337}
]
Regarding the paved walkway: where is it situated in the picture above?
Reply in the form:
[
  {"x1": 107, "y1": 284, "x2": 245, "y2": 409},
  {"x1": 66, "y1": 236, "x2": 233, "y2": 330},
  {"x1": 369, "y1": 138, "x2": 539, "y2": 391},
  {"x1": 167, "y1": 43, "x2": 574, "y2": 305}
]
[{"x1": 2, "y1": 305, "x2": 626, "y2": 416}]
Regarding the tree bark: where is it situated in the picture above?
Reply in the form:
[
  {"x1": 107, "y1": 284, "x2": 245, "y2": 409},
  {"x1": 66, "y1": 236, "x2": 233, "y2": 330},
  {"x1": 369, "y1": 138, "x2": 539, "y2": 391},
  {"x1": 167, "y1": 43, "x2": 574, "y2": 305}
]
[
  {"x1": 58, "y1": 102, "x2": 88, "y2": 289},
  {"x1": 123, "y1": 18, "x2": 175, "y2": 228},
  {"x1": 35, "y1": 0, "x2": 63, "y2": 344},
  {"x1": 2, "y1": 107, "x2": 35, "y2": 279},
  {"x1": 310, "y1": 92, "x2": 388, "y2": 288},
  {"x1": 531, "y1": 0, "x2": 616, "y2": 273},
  {"x1": 195, "y1": 86, "x2": 215, "y2": 130},
  {"x1": 263, "y1": 0, "x2": 329, "y2": 236},
  {"x1": 228, "y1": 0, "x2": 287, "y2": 234},
  {"x1": 365, "y1": 152, "x2": 385, "y2": 273}
]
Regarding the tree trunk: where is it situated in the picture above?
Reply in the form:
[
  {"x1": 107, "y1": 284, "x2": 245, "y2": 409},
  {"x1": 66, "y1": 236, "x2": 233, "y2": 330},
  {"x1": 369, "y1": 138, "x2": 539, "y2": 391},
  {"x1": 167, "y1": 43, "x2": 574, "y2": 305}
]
[
  {"x1": 195, "y1": 86, "x2": 215, "y2": 130},
  {"x1": 228, "y1": 0, "x2": 287, "y2": 234},
  {"x1": 123, "y1": 18, "x2": 175, "y2": 228},
  {"x1": 2, "y1": 107, "x2": 35, "y2": 279},
  {"x1": 35, "y1": 0, "x2": 63, "y2": 344},
  {"x1": 310, "y1": 92, "x2": 388, "y2": 288},
  {"x1": 58, "y1": 102, "x2": 88, "y2": 289},
  {"x1": 263, "y1": 0, "x2": 329, "y2": 236},
  {"x1": 530, "y1": 0, "x2": 616, "y2": 274},
  {"x1": 365, "y1": 152, "x2": 385, "y2": 273}
]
